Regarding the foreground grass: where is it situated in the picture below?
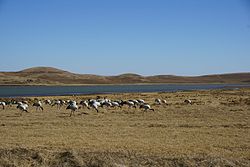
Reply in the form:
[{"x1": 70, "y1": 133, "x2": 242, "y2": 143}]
[{"x1": 0, "y1": 89, "x2": 250, "y2": 166}]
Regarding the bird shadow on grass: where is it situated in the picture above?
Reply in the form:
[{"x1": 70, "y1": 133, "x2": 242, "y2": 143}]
[
  {"x1": 56, "y1": 112, "x2": 71, "y2": 118},
  {"x1": 5, "y1": 113, "x2": 22, "y2": 117},
  {"x1": 56, "y1": 112, "x2": 89, "y2": 118},
  {"x1": 78, "y1": 112, "x2": 89, "y2": 115}
]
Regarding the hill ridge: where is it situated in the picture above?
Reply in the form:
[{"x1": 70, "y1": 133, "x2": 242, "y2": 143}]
[
  {"x1": 0, "y1": 66, "x2": 249, "y2": 85},
  {"x1": 18, "y1": 67, "x2": 70, "y2": 73}
]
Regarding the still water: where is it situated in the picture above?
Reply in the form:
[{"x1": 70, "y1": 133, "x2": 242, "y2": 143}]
[{"x1": 0, "y1": 84, "x2": 249, "y2": 97}]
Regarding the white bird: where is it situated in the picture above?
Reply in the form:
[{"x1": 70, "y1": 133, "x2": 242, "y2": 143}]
[
  {"x1": 121, "y1": 100, "x2": 136, "y2": 108},
  {"x1": 184, "y1": 99, "x2": 192, "y2": 105},
  {"x1": 140, "y1": 104, "x2": 154, "y2": 111},
  {"x1": 0, "y1": 102, "x2": 6, "y2": 110},
  {"x1": 44, "y1": 99, "x2": 52, "y2": 105},
  {"x1": 89, "y1": 100, "x2": 101, "y2": 113},
  {"x1": 137, "y1": 99, "x2": 145, "y2": 104},
  {"x1": 52, "y1": 100, "x2": 63, "y2": 109},
  {"x1": 68, "y1": 100, "x2": 77, "y2": 105},
  {"x1": 129, "y1": 100, "x2": 139, "y2": 105},
  {"x1": 162, "y1": 100, "x2": 167, "y2": 104},
  {"x1": 111, "y1": 101, "x2": 121, "y2": 108},
  {"x1": 22, "y1": 101, "x2": 29, "y2": 105},
  {"x1": 66, "y1": 102, "x2": 78, "y2": 117},
  {"x1": 101, "y1": 101, "x2": 112, "y2": 108},
  {"x1": 33, "y1": 101, "x2": 43, "y2": 111},
  {"x1": 155, "y1": 98, "x2": 161, "y2": 105},
  {"x1": 80, "y1": 100, "x2": 90, "y2": 109},
  {"x1": 61, "y1": 100, "x2": 66, "y2": 105},
  {"x1": 17, "y1": 102, "x2": 29, "y2": 114}
]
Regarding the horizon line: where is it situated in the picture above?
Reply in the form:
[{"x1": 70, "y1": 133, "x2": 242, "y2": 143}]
[{"x1": 0, "y1": 66, "x2": 250, "y2": 77}]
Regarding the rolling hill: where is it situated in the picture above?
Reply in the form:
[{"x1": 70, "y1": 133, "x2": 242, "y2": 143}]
[{"x1": 0, "y1": 67, "x2": 249, "y2": 85}]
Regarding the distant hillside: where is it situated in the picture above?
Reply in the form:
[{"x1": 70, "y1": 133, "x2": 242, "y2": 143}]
[
  {"x1": 0, "y1": 67, "x2": 249, "y2": 85},
  {"x1": 18, "y1": 67, "x2": 69, "y2": 73}
]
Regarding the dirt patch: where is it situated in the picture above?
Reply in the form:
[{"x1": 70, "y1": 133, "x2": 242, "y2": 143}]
[{"x1": 0, "y1": 148, "x2": 249, "y2": 167}]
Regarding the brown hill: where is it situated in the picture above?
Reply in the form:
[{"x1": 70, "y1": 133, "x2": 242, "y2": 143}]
[
  {"x1": 18, "y1": 67, "x2": 69, "y2": 73},
  {"x1": 0, "y1": 67, "x2": 249, "y2": 85}
]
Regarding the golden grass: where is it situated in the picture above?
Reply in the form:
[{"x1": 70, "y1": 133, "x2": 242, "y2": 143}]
[{"x1": 0, "y1": 89, "x2": 250, "y2": 166}]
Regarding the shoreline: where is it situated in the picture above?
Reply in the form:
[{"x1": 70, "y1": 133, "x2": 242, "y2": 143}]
[{"x1": 1, "y1": 82, "x2": 250, "y2": 87}]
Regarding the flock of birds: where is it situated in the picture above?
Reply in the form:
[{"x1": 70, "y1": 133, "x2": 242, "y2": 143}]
[{"x1": 0, "y1": 97, "x2": 193, "y2": 117}]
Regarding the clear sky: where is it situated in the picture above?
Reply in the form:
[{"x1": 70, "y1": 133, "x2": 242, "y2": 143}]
[{"x1": 0, "y1": 0, "x2": 249, "y2": 76}]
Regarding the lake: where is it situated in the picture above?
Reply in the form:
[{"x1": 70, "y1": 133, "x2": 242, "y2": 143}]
[{"x1": 0, "y1": 84, "x2": 249, "y2": 97}]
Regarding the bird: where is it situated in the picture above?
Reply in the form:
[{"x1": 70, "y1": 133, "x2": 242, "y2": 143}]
[
  {"x1": 155, "y1": 98, "x2": 162, "y2": 105},
  {"x1": 137, "y1": 99, "x2": 145, "y2": 104},
  {"x1": 184, "y1": 99, "x2": 192, "y2": 105},
  {"x1": 162, "y1": 99, "x2": 167, "y2": 104},
  {"x1": 52, "y1": 100, "x2": 63, "y2": 110},
  {"x1": 0, "y1": 102, "x2": 6, "y2": 110},
  {"x1": 88, "y1": 100, "x2": 101, "y2": 113},
  {"x1": 44, "y1": 99, "x2": 52, "y2": 105},
  {"x1": 140, "y1": 104, "x2": 154, "y2": 111},
  {"x1": 120, "y1": 100, "x2": 136, "y2": 108},
  {"x1": 111, "y1": 101, "x2": 121, "y2": 108},
  {"x1": 66, "y1": 101, "x2": 78, "y2": 117},
  {"x1": 17, "y1": 102, "x2": 29, "y2": 115},
  {"x1": 80, "y1": 100, "x2": 90, "y2": 109},
  {"x1": 33, "y1": 101, "x2": 44, "y2": 111}
]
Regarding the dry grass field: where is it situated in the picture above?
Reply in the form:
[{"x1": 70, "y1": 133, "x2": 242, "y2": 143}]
[{"x1": 0, "y1": 88, "x2": 250, "y2": 166}]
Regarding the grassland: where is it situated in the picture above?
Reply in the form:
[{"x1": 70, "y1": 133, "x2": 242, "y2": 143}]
[{"x1": 0, "y1": 89, "x2": 250, "y2": 166}]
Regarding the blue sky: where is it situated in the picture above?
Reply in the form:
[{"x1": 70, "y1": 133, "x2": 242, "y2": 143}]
[{"x1": 0, "y1": 0, "x2": 249, "y2": 76}]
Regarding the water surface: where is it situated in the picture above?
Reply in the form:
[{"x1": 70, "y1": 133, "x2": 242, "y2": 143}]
[{"x1": 0, "y1": 84, "x2": 249, "y2": 97}]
